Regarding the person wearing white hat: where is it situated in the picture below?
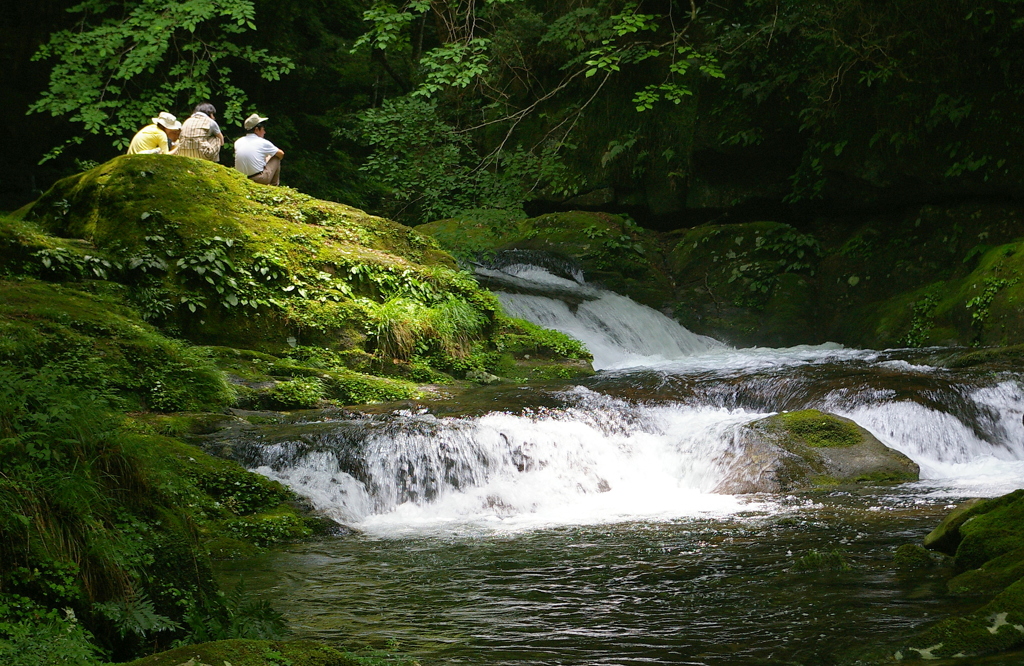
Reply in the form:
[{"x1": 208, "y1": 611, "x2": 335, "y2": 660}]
[
  {"x1": 127, "y1": 112, "x2": 182, "y2": 155},
  {"x1": 234, "y1": 113, "x2": 284, "y2": 186}
]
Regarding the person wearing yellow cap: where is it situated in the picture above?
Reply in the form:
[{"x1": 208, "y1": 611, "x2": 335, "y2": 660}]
[
  {"x1": 234, "y1": 114, "x2": 284, "y2": 186},
  {"x1": 127, "y1": 112, "x2": 182, "y2": 155}
]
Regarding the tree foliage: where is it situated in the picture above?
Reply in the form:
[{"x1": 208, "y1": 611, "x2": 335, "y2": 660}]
[
  {"x1": 30, "y1": 0, "x2": 294, "y2": 160},
  {"x1": 350, "y1": 0, "x2": 725, "y2": 221}
]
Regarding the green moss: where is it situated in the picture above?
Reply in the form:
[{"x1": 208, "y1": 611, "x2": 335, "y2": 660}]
[
  {"x1": 12, "y1": 156, "x2": 498, "y2": 359},
  {"x1": 221, "y1": 510, "x2": 313, "y2": 549},
  {"x1": 852, "y1": 470, "x2": 919, "y2": 484},
  {"x1": 892, "y1": 577, "x2": 1024, "y2": 660},
  {"x1": 923, "y1": 496, "x2": 996, "y2": 555},
  {"x1": 320, "y1": 369, "x2": 418, "y2": 405},
  {"x1": 269, "y1": 377, "x2": 326, "y2": 409},
  {"x1": 893, "y1": 544, "x2": 937, "y2": 570},
  {"x1": 948, "y1": 547, "x2": 1024, "y2": 596},
  {"x1": 772, "y1": 409, "x2": 861, "y2": 448},
  {"x1": 790, "y1": 549, "x2": 852, "y2": 572},
  {"x1": 0, "y1": 279, "x2": 234, "y2": 412},
  {"x1": 493, "y1": 316, "x2": 591, "y2": 360},
  {"x1": 956, "y1": 495, "x2": 1024, "y2": 572}
]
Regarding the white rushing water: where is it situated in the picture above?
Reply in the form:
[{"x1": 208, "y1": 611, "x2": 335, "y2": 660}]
[
  {"x1": 255, "y1": 389, "x2": 772, "y2": 534},
  {"x1": 483, "y1": 265, "x2": 724, "y2": 370},
  {"x1": 249, "y1": 265, "x2": 1024, "y2": 533}
]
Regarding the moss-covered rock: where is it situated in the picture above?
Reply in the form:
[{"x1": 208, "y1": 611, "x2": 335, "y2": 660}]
[
  {"x1": 0, "y1": 279, "x2": 234, "y2": 412},
  {"x1": 873, "y1": 490, "x2": 1024, "y2": 662},
  {"x1": 1, "y1": 158, "x2": 594, "y2": 398},
  {"x1": 12, "y1": 155, "x2": 482, "y2": 354},
  {"x1": 885, "y1": 577, "x2": 1024, "y2": 661},
  {"x1": 665, "y1": 221, "x2": 821, "y2": 346},
  {"x1": 714, "y1": 409, "x2": 919, "y2": 493},
  {"x1": 924, "y1": 492, "x2": 1024, "y2": 557},
  {"x1": 893, "y1": 544, "x2": 938, "y2": 571},
  {"x1": 947, "y1": 548, "x2": 1024, "y2": 597},
  {"x1": 420, "y1": 210, "x2": 675, "y2": 309},
  {"x1": 955, "y1": 496, "x2": 1024, "y2": 573}
]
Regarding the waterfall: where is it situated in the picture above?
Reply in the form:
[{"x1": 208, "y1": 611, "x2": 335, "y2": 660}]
[
  {"x1": 478, "y1": 264, "x2": 724, "y2": 370},
  {"x1": 234, "y1": 260, "x2": 1024, "y2": 532},
  {"x1": 246, "y1": 388, "x2": 767, "y2": 532},
  {"x1": 239, "y1": 372, "x2": 1024, "y2": 532}
]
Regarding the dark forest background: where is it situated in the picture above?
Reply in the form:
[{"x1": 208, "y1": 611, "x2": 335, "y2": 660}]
[{"x1": 4, "y1": 0, "x2": 1024, "y2": 230}]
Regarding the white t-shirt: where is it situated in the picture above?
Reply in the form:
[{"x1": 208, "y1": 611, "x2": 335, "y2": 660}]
[{"x1": 234, "y1": 133, "x2": 280, "y2": 177}]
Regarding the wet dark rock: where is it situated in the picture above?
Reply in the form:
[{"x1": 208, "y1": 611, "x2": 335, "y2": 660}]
[{"x1": 714, "y1": 409, "x2": 919, "y2": 494}]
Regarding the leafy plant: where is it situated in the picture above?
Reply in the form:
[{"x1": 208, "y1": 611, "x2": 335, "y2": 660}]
[
  {"x1": 269, "y1": 377, "x2": 325, "y2": 409},
  {"x1": 95, "y1": 591, "x2": 181, "y2": 639},
  {"x1": 30, "y1": 0, "x2": 294, "y2": 160},
  {"x1": 966, "y1": 276, "x2": 1019, "y2": 332},
  {"x1": 791, "y1": 549, "x2": 852, "y2": 573},
  {"x1": 0, "y1": 604, "x2": 102, "y2": 666},
  {"x1": 180, "y1": 579, "x2": 289, "y2": 643},
  {"x1": 901, "y1": 289, "x2": 942, "y2": 348}
]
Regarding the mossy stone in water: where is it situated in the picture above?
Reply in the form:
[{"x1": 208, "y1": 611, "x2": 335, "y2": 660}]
[
  {"x1": 956, "y1": 494, "x2": 1024, "y2": 572},
  {"x1": 714, "y1": 409, "x2": 919, "y2": 493},
  {"x1": 893, "y1": 544, "x2": 937, "y2": 571},
  {"x1": 924, "y1": 496, "x2": 1007, "y2": 555},
  {"x1": 888, "y1": 576, "x2": 1024, "y2": 661},
  {"x1": 772, "y1": 409, "x2": 861, "y2": 448},
  {"x1": 948, "y1": 547, "x2": 1024, "y2": 597}
]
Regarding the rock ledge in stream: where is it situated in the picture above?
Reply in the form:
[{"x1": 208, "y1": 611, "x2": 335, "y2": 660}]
[{"x1": 713, "y1": 409, "x2": 919, "y2": 494}]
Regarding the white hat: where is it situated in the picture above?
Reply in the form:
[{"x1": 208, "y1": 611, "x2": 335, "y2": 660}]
[
  {"x1": 244, "y1": 113, "x2": 269, "y2": 131},
  {"x1": 152, "y1": 111, "x2": 181, "y2": 130}
]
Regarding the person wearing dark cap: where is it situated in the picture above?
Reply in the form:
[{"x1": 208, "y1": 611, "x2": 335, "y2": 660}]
[{"x1": 234, "y1": 114, "x2": 284, "y2": 186}]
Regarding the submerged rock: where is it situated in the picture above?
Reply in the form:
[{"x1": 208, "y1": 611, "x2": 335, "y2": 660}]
[{"x1": 713, "y1": 409, "x2": 919, "y2": 494}]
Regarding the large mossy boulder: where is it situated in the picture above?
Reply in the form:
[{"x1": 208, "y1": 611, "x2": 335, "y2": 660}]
[
  {"x1": 16, "y1": 154, "x2": 466, "y2": 352},
  {"x1": 714, "y1": 409, "x2": 919, "y2": 494},
  {"x1": 420, "y1": 210, "x2": 675, "y2": 309},
  {"x1": 924, "y1": 490, "x2": 1024, "y2": 575},
  {"x1": 1, "y1": 156, "x2": 592, "y2": 391},
  {"x1": 870, "y1": 490, "x2": 1024, "y2": 662},
  {"x1": 665, "y1": 221, "x2": 820, "y2": 346}
]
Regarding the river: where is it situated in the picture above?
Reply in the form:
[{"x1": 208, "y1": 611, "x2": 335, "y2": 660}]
[{"x1": 216, "y1": 263, "x2": 1024, "y2": 665}]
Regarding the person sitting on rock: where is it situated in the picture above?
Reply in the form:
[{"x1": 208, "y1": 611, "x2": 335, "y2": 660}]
[
  {"x1": 234, "y1": 114, "x2": 284, "y2": 186},
  {"x1": 176, "y1": 102, "x2": 225, "y2": 162},
  {"x1": 126, "y1": 112, "x2": 181, "y2": 155}
]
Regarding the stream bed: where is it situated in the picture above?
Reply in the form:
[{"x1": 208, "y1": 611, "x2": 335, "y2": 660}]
[
  {"x1": 214, "y1": 265, "x2": 1024, "y2": 665},
  {"x1": 219, "y1": 487, "x2": 978, "y2": 665}
]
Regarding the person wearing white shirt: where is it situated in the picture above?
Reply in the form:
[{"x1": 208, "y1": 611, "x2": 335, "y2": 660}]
[{"x1": 234, "y1": 114, "x2": 284, "y2": 186}]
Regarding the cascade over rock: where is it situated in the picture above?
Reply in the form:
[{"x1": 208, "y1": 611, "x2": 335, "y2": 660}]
[{"x1": 422, "y1": 205, "x2": 1024, "y2": 349}]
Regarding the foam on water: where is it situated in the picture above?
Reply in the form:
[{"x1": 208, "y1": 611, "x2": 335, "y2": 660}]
[
  {"x1": 255, "y1": 388, "x2": 773, "y2": 534},
  {"x1": 248, "y1": 265, "x2": 1024, "y2": 533},
  {"x1": 488, "y1": 266, "x2": 723, "y2": 370}
]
